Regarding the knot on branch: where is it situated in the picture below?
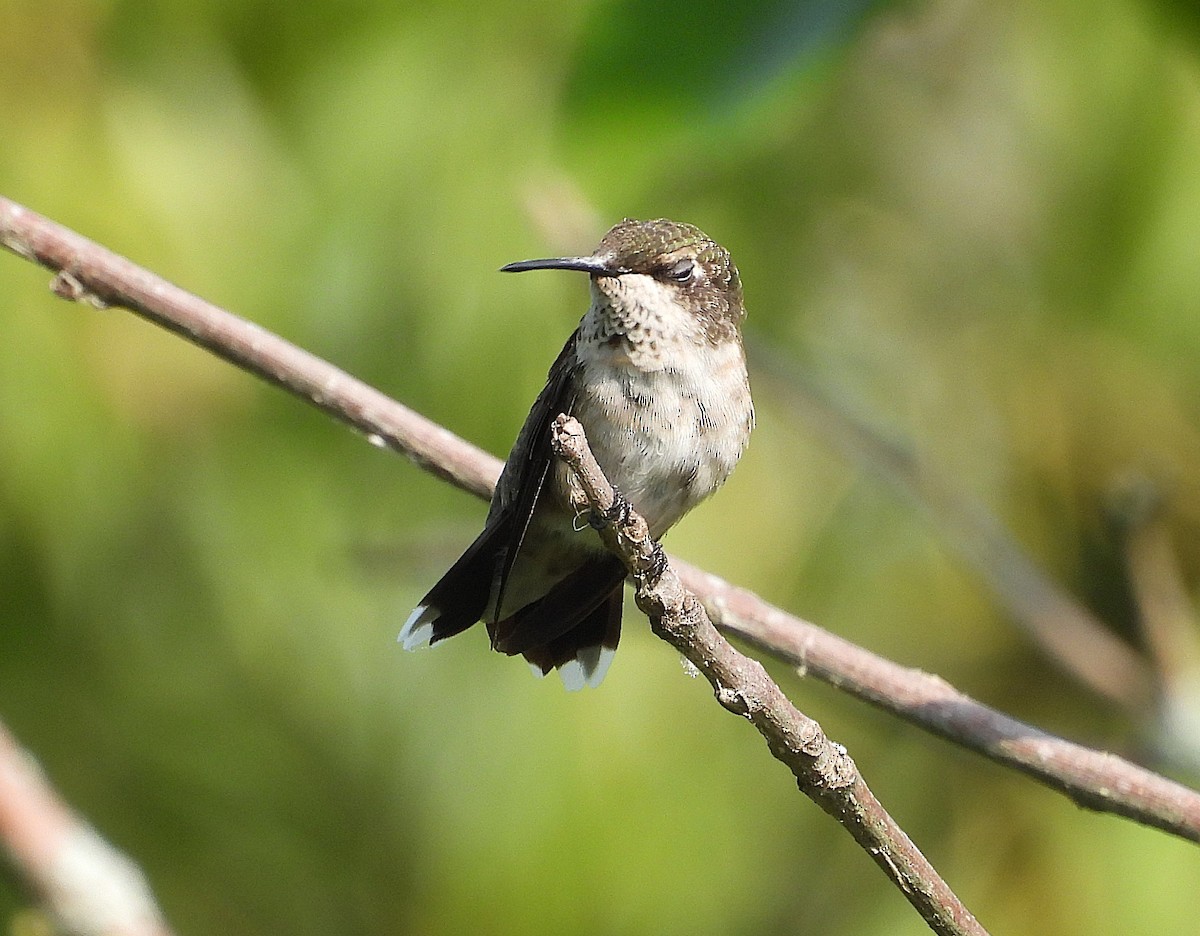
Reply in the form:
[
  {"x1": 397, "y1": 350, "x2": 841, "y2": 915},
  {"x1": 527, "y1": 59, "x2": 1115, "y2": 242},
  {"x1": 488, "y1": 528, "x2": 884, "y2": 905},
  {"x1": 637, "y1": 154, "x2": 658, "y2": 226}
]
[{"x1": 50, "y1": 269, "x2": 111, "y2": 309}]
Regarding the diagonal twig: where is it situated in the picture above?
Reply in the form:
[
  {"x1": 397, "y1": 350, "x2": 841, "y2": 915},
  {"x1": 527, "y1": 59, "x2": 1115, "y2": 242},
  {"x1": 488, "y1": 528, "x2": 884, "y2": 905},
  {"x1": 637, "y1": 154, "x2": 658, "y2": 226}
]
[{"x1": 550, "y1": 414, "x2": 988, "y2": 936}]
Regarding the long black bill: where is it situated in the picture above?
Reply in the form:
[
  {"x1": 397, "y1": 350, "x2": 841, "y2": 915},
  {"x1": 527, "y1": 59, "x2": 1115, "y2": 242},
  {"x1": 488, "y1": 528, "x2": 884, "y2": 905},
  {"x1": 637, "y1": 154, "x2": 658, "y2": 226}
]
[{"x1": 500, "y1": 255, "x2": 619, "y2": 275}]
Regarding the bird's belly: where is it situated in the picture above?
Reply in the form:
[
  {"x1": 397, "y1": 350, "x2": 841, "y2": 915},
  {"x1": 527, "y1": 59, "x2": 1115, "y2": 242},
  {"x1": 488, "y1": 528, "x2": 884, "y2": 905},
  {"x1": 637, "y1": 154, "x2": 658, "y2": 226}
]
[{"x1": 567, "y1": 348, "x2": 751, "y2": 538}]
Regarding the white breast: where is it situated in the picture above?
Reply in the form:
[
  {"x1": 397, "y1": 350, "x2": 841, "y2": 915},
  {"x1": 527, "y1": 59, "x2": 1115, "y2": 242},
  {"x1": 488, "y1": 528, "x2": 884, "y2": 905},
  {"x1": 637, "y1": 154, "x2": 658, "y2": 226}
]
[{"x1": 567, "y1": 276, "x2": 752, "y2": 538}]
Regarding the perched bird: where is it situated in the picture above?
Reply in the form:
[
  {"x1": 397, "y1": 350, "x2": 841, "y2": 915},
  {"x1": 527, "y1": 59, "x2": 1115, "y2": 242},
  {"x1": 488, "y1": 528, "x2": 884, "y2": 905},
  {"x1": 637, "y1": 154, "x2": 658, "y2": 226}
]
[{"x1": 400, "y1": 218, "x2": 753, "y2": 689}]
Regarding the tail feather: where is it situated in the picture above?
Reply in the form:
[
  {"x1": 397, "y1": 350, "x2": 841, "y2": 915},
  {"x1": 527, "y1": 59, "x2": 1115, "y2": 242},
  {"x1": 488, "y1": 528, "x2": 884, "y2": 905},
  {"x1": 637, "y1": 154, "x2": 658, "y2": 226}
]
[
  {"x1": 401, "y1": 523, "x2": 628, "y2": 689},
  {"x1": 520, "y1": 588, "x2": 623, "y2": 690},
  {"x1": 398, "y1": 516, "x2": 512, "y2": 650},
  {"x1": 489, "y1": 556, "x2": 626, "y2": 654}
]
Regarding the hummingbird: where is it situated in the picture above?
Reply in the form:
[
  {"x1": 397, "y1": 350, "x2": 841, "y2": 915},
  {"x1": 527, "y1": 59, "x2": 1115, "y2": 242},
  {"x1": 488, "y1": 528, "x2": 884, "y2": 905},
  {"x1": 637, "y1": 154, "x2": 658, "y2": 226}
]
[{"x1": 399, "y1": 218, "x2": 753, "y2": 689}]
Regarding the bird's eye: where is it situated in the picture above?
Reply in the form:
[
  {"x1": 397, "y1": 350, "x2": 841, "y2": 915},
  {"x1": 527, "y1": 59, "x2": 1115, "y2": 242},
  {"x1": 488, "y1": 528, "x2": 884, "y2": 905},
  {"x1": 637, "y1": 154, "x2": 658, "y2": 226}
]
[{"x1": 664, "y1": 259, "x2": 696, "y2": 283}]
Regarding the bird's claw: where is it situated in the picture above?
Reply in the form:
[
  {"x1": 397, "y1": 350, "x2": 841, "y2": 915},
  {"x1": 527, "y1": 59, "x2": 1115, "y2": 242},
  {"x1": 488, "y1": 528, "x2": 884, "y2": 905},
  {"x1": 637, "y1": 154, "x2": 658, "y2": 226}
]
[
  {"x1": 645, "y1": 540, "x2": 669, "y2": 584},
  {"x1": 589, "y1": 491, "x2": 631, "y2": 530}
]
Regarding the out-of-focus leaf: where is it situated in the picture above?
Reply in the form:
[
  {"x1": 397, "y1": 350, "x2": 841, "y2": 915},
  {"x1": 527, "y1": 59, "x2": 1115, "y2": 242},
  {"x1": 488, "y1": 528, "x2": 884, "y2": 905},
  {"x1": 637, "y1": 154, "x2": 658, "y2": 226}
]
[{"x1": 565, "y1": 0, "x2": 890, "y2": 118}]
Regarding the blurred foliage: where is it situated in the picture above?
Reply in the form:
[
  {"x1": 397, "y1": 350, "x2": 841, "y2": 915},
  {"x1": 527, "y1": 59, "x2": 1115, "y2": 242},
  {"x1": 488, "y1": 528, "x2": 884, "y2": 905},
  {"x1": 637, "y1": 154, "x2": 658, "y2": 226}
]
[{"x1": 3, "y1": 0, "x2": 1200, "y2": 933}]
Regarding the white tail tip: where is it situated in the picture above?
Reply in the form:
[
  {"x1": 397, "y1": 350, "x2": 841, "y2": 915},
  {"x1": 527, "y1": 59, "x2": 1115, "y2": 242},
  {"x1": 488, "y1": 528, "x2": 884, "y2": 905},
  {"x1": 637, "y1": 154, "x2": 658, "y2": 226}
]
[
  {"x1": 398, "y1": 605, "x2": 435, "y2": 651},
  {"x1": 557, "y1": 644, "x2": 616, "y2": 691}
]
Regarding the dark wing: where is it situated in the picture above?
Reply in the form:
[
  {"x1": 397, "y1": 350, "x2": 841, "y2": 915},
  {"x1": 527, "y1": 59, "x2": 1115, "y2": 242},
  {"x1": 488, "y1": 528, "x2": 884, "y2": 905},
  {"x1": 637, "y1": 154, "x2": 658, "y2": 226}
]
[
  {"x1": 486, "y1": 329, "x2": 582, "y2": 621},
  {"x1": 404, "y1": 328, "x2": 629, "y2": 687},
  {"x1": 401, "y1": 331, "x2": 581, "y2": 648}
]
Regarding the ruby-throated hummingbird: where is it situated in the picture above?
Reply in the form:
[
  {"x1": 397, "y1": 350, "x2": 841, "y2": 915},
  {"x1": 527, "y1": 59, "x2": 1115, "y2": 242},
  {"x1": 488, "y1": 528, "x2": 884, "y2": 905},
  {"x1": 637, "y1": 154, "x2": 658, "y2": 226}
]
[{"x1": 400, "y1": 218, "x2": 753, "y2": 689}]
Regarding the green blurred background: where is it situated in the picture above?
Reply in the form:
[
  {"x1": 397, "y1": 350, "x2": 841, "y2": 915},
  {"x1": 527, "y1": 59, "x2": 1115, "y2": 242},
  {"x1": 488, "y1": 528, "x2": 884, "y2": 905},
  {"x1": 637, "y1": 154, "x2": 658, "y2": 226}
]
[{"x1": 3, "y1": 0, "x2": 1200, "y2": 932}]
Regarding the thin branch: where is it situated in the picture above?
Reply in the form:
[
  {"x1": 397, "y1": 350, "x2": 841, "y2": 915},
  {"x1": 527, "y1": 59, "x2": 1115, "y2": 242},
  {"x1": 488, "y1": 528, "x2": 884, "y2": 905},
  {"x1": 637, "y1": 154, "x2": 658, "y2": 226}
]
[
  {"x1": 550, "y1": 415, "x2": 987, "y2": 936},
  {"x1": 2, "y1": 195, "x2": 1199, "y2": 845},
  {"x1": 0, "y1": 718, "x2": 175, "y2": 936},
  {"x1": 676, "y1": 560, "x2": 1200, "y2": 841},
  {"x1": 0, "y1": 198, "x2": 498, "y2": 503}
]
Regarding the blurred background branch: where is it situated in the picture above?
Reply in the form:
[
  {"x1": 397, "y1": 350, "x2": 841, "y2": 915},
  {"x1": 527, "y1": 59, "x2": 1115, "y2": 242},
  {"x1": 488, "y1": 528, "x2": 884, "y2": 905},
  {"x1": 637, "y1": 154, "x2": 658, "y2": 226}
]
[
  {"x1": 752, "y1": 341, "x2": 1154, "y2": 709},
  {"x1": 0, "y1": 717, "x2": 175, "y2": 936},
  {"x1": 1111, "y1": 477, "x2": 1200, "y2": 773}
]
